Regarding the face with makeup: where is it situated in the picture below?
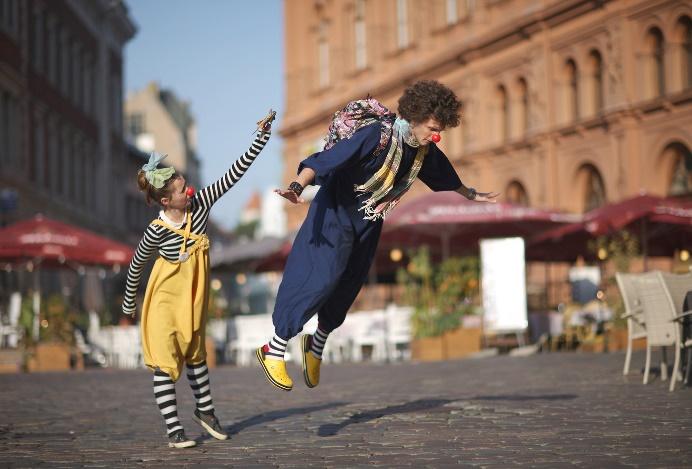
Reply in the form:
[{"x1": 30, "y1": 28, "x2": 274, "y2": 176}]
[
  {"x1": 410, "y1": 117, "x2": 444, "y2": 146},
  {"x1": 160, "y1": 175, "x2": 190, "y2": 210}
]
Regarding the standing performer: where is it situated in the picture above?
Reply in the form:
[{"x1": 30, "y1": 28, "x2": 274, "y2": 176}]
[
  {"x1": 123, "y1": 112, "x2": 274, "y2": 448},
  {"x1": 256, "y1": 80, "x2": 498, "y2": 391}
]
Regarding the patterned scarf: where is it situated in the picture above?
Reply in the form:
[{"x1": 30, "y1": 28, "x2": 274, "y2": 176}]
[{"x1": 354, "y1": 118, "x2": 427, "y2": 221}]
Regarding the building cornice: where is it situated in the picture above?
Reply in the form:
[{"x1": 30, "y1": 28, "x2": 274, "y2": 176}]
[{"x1": 280, "y1": 0, "x2": 612, "y2": 138}]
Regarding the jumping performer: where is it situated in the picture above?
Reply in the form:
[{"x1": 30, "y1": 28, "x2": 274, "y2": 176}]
[{"x1": 256, "y1": 81, "x2": 497, "y2": 391}]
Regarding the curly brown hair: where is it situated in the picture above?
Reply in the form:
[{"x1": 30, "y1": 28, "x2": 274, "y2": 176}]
[
  {"x1": 397, "y1": 80, "x2": 461, "y2": 128},
  {"x1": 137, "y1": 170, "x2": 180, "y2": 206}
]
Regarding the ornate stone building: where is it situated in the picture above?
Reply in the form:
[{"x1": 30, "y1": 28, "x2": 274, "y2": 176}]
[
  {"x1": 280, "y1": 0, "x2": 692, "y2": 229},
  {"x1": 0, "y1": 0, "x2": 145, "y2": 242}
]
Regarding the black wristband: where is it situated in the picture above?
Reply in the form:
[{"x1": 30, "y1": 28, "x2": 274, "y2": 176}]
[
  {"x1": 466, "y1": 187, "x2": 477, "y2": 200},
  {"x1": 288, "y1": 181, "x2": 304, "y2": 196}
]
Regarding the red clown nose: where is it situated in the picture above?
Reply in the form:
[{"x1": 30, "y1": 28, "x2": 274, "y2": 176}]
[
  {"x1": 431, "y1": 133, "x2": 441, "y2": 143},
  {"x1": 186, "y1": 186, "x2": 195, "y2": 198}
]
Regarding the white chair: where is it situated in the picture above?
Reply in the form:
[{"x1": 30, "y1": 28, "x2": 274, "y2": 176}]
[
  {"x1": 658, "y1": 272, "x2": 692, "y2": 391},
  {"x1": 347, "y1": 310, "x2": 387, "y2": 362},
  {"x1": 384, "y1": 304, "x2": 412, "y2": 361},
  {"x1": 226, "y1": 314, "x2": 274, "y2": 366},
  {"x1": 615, "y1": 272, "x2": 647, "y2": 376}
]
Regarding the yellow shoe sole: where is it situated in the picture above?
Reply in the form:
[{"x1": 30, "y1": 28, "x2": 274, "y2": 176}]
[
  {"x1": 301, "y1": 334, "x2": 318, "y2": 388},
  {"x1": 256, "y1": 347, "x2": 292, "y2": 391}
]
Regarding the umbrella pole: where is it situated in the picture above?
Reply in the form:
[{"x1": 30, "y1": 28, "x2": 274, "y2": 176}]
[
  {"x1": 32, "y1": 265, "x2": 40, "y2": 342},
  {"x1": 641, "y1": 219, "x2": 648, "y2": 271},
  {"x1": 441, "y1": 232, "x2": 451, "y2": 261}
]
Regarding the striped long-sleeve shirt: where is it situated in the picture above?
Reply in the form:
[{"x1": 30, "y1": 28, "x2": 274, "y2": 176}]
[{"x1": 122, "y1": 131, "x2": 271, "y2": 315}]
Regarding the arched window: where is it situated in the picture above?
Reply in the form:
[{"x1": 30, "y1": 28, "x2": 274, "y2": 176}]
[
  {"x1": 318, "y1": 20, "x2": 330, "y2": 88},
  {"x1": 497, "y1": 84, "x2": 509, "y2": 142},
  {"x1": 578, "y1": 164, "x2": 606, "y2": 211},
  {"x1": 675, "y1": 16, "x2": 692, "y2": 89},
  {"x1": 354, "y1": 0, "x2": 367, "y2": 70},
  {"x1": 666, "y1": 142, "x2": 692, "y2": 196},
  {"x1": 565, "y1": 59, "x2": 579, "y2": 121},
  {"x1": 646, "y1": 27, "x2": 665, "y2": 97},
  {"x1": 506, "y1": 181, "x2": 529, "y2": 206},
  {"x1": 588, "y1": 50, "x2": 604, "y2": 113},
  {"x1": 517, "y1": 77, "x2": 529, "y2": 135}
]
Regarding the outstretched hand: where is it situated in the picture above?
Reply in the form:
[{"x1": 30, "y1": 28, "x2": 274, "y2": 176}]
[
  {"x1": 274, "y1": 188, "x2": 305, "y2": 204},
  {"x1": 257, "y1": 109, "x2": 276, "y2": 133},
  {"x1": 475, "y1": 191, "x2": 500, "y2": 203}
]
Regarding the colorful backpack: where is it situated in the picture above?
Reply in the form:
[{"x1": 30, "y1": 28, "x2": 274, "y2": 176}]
[{"x1": 323, "y1": 97, "x2": 396, "y2": 156}]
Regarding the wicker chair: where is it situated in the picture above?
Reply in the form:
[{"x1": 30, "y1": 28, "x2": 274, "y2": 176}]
[
  {"x1": 658, "y1": 272, "x2": 692, "y2": 391},
  {"x1": 615, "y1": 272, "x2": 647, "y2": 376},
  {"x1": 635, "y1": 271, "x2": 692, "y2": 391}
]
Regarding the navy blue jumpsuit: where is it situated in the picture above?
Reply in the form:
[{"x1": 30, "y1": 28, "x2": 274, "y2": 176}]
[{"x1": 273, "y1": 122, "x2": 462, "y2": 339}]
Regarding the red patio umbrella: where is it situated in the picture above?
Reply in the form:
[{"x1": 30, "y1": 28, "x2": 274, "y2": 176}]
[
  {"x1": 379, "y1": 191, "x2": 577, "y2": 260},
  {"x1": 0, "y1": 214, "x2": 134, "y2": 267},
  {"x1": 526, "y1": 194, "x2": 692, "y2": 262}
]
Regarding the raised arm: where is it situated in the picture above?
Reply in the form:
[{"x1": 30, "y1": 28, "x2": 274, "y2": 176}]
[
  {"x1": 122, "y1": 225, "x2": 161, "y2": 316},
  {"x1": 196, "y1": 130, "x2": 271, "y2": 210}
]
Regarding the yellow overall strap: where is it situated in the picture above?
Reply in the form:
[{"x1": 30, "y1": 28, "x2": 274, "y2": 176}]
[{"x1": 150, "y1": 209, "x2": 198, "y2": 259}]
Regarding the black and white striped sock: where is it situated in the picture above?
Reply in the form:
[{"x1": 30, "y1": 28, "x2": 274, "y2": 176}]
[
  {"x1": 264, "y1": 334, "x2": 288, "y2": 360},
  {"x1": 153, "y1": 370, "x2": 183, "y2": 436},
  {"x1": 186, "y1": 361, "x2": 214, "y2": 414},
  {"x1": 309, "y1": 325, "x2": 329, "y2": 360}
]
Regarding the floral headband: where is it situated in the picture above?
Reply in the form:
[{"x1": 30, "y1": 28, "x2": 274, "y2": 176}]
[{"x1": 142, "y1": 152, "x2": 176, "y2": 189}]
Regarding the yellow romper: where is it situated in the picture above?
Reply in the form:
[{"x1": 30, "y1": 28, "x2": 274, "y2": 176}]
[{"x1": 140, "y1": 209, "x2": 210, "y2": 382}]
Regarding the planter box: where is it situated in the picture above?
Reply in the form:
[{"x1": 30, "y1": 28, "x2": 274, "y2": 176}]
[
  {"x1": 606, "y1": 328, "x2": 647, "y2": 352},
  {"x1": 0, "y1": 349, "x2": 23, "y2": 373},
  {"x1": 411, "y1": 336, "x2": 445, "y2": 361},
  {"x1": 443, "y1": 327, "x2": 482, "y2": 360},
  {"x1": 27, "y1": 343, "x2": 71, "y2": 372},
  {"x1": 411, "y1": 327, "x2": 483, "y2": 362}
]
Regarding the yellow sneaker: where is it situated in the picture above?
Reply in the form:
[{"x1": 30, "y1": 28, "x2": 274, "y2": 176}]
[
  {"x1": 301, "y1": 334, "x2": 322, "y2": 388},
  {"x1": 256, "y1": 346, "x2": 293, "y2": 391}
]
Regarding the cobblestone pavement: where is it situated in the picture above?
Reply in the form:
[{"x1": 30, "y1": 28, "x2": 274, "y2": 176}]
[{"x1": 0, "y1": 351, "x2": 690, "y2": 468}]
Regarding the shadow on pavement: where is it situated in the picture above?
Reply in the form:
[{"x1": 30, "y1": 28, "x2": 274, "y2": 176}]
[
  {"x1": 317, "y1": 394, "x2": 578, "y2": 437},
  {"x1": 318, "y1": 398, "x2": 452, "y2": 437},
  {"x1": 469, "y1": 393, "x2": 578, "y2": 401},
  {"x1": 223, "y1": 401, "x2": 348, "y2": 437}
]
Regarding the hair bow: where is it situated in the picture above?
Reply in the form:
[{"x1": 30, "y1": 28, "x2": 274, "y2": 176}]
[{"x1": 142, "y1": 152, "x2": 175, "y2": 189}]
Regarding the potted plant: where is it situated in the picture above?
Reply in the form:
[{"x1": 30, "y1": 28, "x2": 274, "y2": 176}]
[{"x1": 397, "y1": 247, "x2": 482, "y2": 361}]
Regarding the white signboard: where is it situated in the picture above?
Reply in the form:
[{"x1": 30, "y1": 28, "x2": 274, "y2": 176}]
[{"x1": 480, "y1": 237, "x2": 528, "y2": 333}]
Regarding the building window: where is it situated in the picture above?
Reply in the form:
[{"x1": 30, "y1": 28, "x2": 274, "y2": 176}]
[
  {"x1": 127, "y1": 113, "x2": 145, "y2": 138},
  {"x1": 33, "y1": 8, "x2": 44, "y2": 73},
  {"x1": 83, "y1": 54, "x2": 93, "y2": 116},
  {"x1": 446, "y1": 0, "x2": 458, "y2": 25},
  {"x1": 61, "y1": 30, "x2": 71, "y2": 97},
  {"x1": 497, "y1": 84, "x2": 509, "y2": 142},
  {"x1": 72, "y1": 43, "x2": 82, "y2": 108},
  {"x1": 47, "y1": 17, "x2": 57, "y2": 85},
  {"x1": 318, "y1": 21, "x2": 330, "y2": 88},
  {"x1": 517, "y1": 77, "x2": 529, "y2": 135},
  {"x1": 675, "y1": 16, "x2": 692, "y2": 89},
  {"x1": 354, "y1": 0, "x2": 367, "y2": 70},
  {"x1": 397, "y1": 0, "x2": 409, "y2": 49},
  {"x1": 0, "y1": 0, "x2": 19, "y2": 38},
  {"x1": 646, "y1": 27, "x2": 665, "y2": 98},
  {"x1": 588, "y1": 50, "x2": 603, "y2": 114},
  {"x1": 506, "y1": 181, "x2": 529, "y2": 206},
  {"x1": 580, "y1": 165, "x2": 606, "y2": 212},
  {"x1": 32, "y1": 113, "x2": 46, "y2": 187},
  {"x1": 565, "y1": 58, "x2": 579, "y2": 121},
  {"x1": 0, "y1": 89, "x2": 19, "y2": 169},
  {"x1": 666, "y1": 142, "x2": 692, "y2": 196}
]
